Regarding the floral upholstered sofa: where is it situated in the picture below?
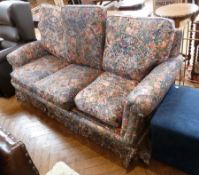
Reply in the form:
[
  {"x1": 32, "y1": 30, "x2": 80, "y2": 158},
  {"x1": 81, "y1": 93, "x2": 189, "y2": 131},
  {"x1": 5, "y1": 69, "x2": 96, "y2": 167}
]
[{"x1": 7, "y1": 5, "x2": 183, "y2": 167}]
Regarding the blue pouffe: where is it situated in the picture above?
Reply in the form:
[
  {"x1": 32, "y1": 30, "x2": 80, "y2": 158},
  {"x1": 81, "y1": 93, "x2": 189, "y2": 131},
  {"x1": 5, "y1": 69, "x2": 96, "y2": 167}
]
[{"x1": 151, "y1": 85, "x2": 199, "y2": 175}]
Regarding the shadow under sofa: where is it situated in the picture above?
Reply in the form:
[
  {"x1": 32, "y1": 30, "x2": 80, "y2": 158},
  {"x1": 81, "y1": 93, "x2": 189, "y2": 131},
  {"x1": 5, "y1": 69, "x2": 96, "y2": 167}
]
[{"x1": 7, "y1": 5, "x2": 183, "y2": 167}]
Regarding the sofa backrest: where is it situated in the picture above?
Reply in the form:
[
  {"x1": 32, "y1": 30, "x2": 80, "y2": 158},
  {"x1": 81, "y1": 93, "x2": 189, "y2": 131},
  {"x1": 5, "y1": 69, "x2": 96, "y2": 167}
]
[
  {"x1": 38, "y1": 4, "x2": 67, "y2": 59},
  {"x1": 61, "y1": 5, "x2": 106, "y2": 69},
  {"x1": 103, "y1": 16, "x2": 175, "y2": 82}
]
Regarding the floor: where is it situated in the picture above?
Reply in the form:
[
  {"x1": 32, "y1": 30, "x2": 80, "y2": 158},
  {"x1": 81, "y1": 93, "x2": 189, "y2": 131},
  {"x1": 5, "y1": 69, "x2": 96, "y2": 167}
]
[{"x1": 0, "y1": 95, "x2": 189, "y2": 175}]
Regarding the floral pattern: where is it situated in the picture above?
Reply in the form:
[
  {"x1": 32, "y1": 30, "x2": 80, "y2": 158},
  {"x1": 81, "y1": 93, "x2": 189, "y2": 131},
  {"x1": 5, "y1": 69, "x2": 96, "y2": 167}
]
[
  {"x1": 103, "y1": 16, "x2": 175, "y2": 81},
  {"x1": 75, "y1": 72, "x2": 138, "y2": 127},
  {"x1": 169, "y1": 29, "x2": 182, "y2": 57},
  {"x1": 7, "y1": 41, "x2": 48, "y2": 69},
  {"x1": 61, "y1": 5, "x2": 106, "y2": 69},
  {"x1": 34, "y1": 64, "x2": 101, "y2": 110},
  {"x1": 38, "y1": 4, "x2": 67, "y2": 59},
  {"x1": 121, "y1": 55, "x2": 183, "y2": 144},
  {"x1": 11, "y1": 55, "x2": 69, "y2": 90}
]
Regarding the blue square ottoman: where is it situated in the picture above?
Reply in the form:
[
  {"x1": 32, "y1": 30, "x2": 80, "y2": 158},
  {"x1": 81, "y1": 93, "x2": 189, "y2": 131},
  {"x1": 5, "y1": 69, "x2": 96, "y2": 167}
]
[{"x1": 151, "y1": 85, "x2": 199, "y2": 175}]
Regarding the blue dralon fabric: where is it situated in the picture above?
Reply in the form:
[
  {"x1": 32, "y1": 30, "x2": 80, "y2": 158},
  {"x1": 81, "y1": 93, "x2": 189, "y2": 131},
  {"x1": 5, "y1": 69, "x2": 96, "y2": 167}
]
[{"x1": 151, "y1": 85, "x2": 199, "y2": 175}]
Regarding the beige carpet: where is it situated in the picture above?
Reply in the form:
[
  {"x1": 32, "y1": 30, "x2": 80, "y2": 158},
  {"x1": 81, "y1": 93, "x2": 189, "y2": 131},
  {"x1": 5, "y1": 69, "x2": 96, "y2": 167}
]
[{"x1": 46, "y1": 162, "x2": 79, "y2": 175}]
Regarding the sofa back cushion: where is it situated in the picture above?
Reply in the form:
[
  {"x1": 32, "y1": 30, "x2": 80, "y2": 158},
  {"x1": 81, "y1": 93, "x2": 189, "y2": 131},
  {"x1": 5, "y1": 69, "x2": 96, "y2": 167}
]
[
  {"x1": 61, "y1": 5, "x2": 106, "y2": 69},
  {"x1": 103, "y1": 16, "x2": 175, "y2": 81},
  {"x1": 38, "y1": 4, "x2": 66, "y2": 58}
]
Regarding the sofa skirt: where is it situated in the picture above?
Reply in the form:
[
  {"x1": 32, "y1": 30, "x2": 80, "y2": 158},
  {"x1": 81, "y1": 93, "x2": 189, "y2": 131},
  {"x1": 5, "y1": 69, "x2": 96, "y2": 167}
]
[{"x1": 13, "y1": 83, "x2": 150, "y2": 168}]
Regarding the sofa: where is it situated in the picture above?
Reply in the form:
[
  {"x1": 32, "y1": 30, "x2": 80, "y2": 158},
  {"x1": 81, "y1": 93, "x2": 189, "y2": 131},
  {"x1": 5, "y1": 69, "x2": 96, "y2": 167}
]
[
  {"x1": 7, "y1": 4, "x2": 183, "y2": 167},
  {"x1": 0, "y1": 1, "x2": 35, "y2": 97}
]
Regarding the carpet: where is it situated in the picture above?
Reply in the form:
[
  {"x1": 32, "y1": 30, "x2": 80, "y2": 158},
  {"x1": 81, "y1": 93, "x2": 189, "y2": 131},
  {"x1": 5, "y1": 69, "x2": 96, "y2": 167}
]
[{"x1": 46, "y1": 162, "x2": 79, "y2": 175}]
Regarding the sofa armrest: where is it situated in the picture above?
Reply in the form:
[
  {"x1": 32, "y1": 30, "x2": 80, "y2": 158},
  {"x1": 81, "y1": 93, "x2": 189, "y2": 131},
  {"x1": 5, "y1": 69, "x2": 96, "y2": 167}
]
[
  {"x1": 7, "y1": 41, "x2": 48, "y2": 69},
  {"x1": 121, "y1": 55, "x2": 183, "y2": 145}
]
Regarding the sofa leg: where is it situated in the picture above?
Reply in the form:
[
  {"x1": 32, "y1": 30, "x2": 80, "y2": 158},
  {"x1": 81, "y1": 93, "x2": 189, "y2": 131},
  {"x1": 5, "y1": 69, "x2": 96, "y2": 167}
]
[
  {"x1": 123, "y1": 157, "x2": 131, "y2": 168},
  {"x1": 138, "y1": 128, "x2": 151, "y2": 165},
  {"x1": 122, "y1": 149, "x2": 137, "y2": 168}
]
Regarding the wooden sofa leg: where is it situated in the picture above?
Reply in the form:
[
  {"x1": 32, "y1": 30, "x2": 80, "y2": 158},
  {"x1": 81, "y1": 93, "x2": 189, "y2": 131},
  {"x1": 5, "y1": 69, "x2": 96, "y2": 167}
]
[{"x1": 122, "y1": 149, "x2": 137, "y2": 168}]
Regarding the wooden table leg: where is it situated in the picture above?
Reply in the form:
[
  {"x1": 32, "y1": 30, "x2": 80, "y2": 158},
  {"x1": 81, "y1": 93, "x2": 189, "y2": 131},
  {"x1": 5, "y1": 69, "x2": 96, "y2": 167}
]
[{"x1": 175, "y1": 19, "x2": 181, "y2": 28}]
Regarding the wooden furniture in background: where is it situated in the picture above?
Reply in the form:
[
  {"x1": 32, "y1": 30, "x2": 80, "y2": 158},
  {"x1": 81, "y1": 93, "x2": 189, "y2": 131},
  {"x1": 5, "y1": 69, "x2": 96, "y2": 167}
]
[
  {"x1": 153, "y1": 0, "x2": 183, "y2": 15},
  {"x1": 153, "y1": 1, "x2": 199, "y2": 84},
  {"x1": 184, "y1": 18, "x2": 199, "y2": 82},
  {"x1": 117, "y1": 0, "x2": 145, "y2": 10},
  {"x1": 54, "y1": 0, "x2": 65, "y2": 6},
  {"x1": 108, "y1": 0, "x2": 152, "y2": 17},
  {"x1": 155, "y1": 3, "x2": 199, "y2": 27},
  {"x1": 154, "y1": 2, "x2": 199, "y2": 84},
  {"x1": 192, "y1": 20, "x2": 199, "y2": 80}
]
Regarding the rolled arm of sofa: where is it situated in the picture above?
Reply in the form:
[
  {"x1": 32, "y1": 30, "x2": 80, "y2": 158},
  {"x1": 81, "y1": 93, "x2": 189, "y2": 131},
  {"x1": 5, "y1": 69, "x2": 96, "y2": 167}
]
[
  {"x1": 7, "y1": 41, "x2": 48, "y2": 69},
  {"x1": 121, "y1": 55, "x2": 183, "y2": 145}
]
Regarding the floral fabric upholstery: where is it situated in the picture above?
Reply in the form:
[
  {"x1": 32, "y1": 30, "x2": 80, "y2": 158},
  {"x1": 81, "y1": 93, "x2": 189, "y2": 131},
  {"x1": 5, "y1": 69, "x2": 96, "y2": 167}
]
[
  {"x1": 75, "y1": 72, "x2": 138, "y2": 127},
  {"x1": 8, "y1": 6, "x2": 183, "y2": 167},
  {"x1": 34, "y1": 64, "x2": 101, "y2": 110},
  {"x1": 103, "y1": 16, "x2": 175, "y2": 81},
  {"x1": 11, "y1": 55, "x2": 69, "y2": 90},
  {"x1": 169, "y1": 29, "x2": 182, "y2": 57},
  {"x1": 7, "y1": 41, "x2": 48, "y2": 69},
  {"x1": 61, "y1": 6, "x2": 106, "y2": 69},
  {"x1": 38, "y1": 5, "x2": 66, "y2": 59},
  {"x1": 121, "y1": 55, "x2": 183, "y2": 144}
]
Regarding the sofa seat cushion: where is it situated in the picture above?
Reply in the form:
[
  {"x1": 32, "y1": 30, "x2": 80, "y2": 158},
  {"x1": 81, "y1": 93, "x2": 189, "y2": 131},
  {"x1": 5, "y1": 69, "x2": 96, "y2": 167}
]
[
  {"x1": 34, "y1": 64, "x2": 101, "y2": 110},
  {"x1": 11, "y1": 55, "x2": 69, "y2": 90},
  {"x1": 75, "y1": 72, "x2": 138, "y2": 127}
]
